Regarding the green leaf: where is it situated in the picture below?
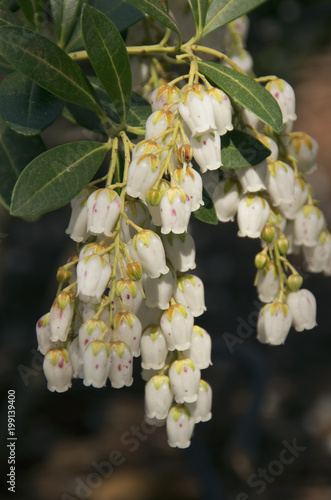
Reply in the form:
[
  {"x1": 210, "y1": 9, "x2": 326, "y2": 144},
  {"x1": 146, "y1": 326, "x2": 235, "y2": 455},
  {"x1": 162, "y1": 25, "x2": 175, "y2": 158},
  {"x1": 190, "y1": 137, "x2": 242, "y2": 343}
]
[
  {"x1": 126, "y1": 93, "x2": 152, "y2": 129},
  {"x1": 203, "y1": 0, "x2": 266, "y2": 36},
  {"x1": 50, "y1": 0, "x2": 83, "y2": 48},
  {"x1": 82, "y1": 4, "x2": 132, "y2": 122},
  {"x1": 0, "y1": 118, "x2": 45, "y2": 209},
  {"x1": 10, "y1": 141, "x2": 109, "y2": 219},
  {"x1": 0, "y1": 26, "x2": 103, "y2": 115},
  {"x1": 221, "y1": 129, "x2": 270, "y2": 168},
  {"x1": 188, "y1": 0, "x2": 209, "y2": 31},
  {"x1": 16, "y1": 0, "x2": 46, "y2": 28},
  {"x1": 91, "y1": 0, "x2": 144, "y2": 33},
  {"x1": 0, "y1": 8, "x2": 24, "y2": 27},
  {"x1": 0, "y1": 72, "x2": 64, "y2": 136},
  {"x1": 192, "y1": 188, "x2": 218, "y2": 225},
  {"x1": 198, "y1": 61, "x2": 283, "y2": 134},
  {"x1": 125, "y1": 0, "x2": 181, "y2": 42},
  {"x1": 62, "y1": 103, "x2": 104, "y2": 134}
]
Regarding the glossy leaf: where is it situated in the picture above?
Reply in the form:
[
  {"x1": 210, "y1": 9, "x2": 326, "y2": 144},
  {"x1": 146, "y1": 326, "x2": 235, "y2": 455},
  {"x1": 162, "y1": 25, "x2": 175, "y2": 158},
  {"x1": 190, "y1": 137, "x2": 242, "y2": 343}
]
[
  {"x1": 203, "y1": 0, "x2": 266, "y2": 36},
  {"x1": 221, "y1": 129, "x2": 270, "y2": 168},
  {"x1": 50, "y1": 0, "x2": 83, "y2": 48},
  {"x1": 0, "y1": 8, "x2": 25, "y2": 27},
  {"x1": 10, "y1": 141, "x2": 109, "y2": 219},
  {"x1": 192, "y1": 189, "x2": 218, "y2": 225},
  {"x1": 0, "y1": 72, "x2": 64, "y2": 136},
  {"x1": 188, "y1": 0, "x2": 209, "y2": 31},
  {"x1": 82, "y1": 4, "x2": 131, "y2": 122},
  {"x1": 198, "y1": 61, "x2": 283, "y2": 134},
  {"x1": 62, "y1": 103, "x2": 104, "y2": 134},
  {"x1": 0, "y1": 26, "x2": 103, "y2": 115},
  {"x1": 91, "y1": 0, "x2": 144, "y2": 33},
  {"x1": 17, "y1": 0, "x2": 46, "y2": 27},
  {"x1": 125, "y1": 0, "x2": 181, "y2": 41},
  {"x1": 0, "y1": 118, "x2": 45, "y2": 209}
]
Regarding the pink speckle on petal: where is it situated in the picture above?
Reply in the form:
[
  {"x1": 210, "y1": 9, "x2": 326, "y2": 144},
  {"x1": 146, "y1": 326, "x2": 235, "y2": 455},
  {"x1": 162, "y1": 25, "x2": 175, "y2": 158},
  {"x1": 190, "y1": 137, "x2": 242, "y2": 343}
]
[
  {"x1": 172, "y1": 209, "x2": 177, "y2": 216},
  {"x1": 84, "y1": 339, "x2": 89, "y2": 345},
  {"x1": 203, "y1": 141, "x2": 206, "y2": 145},
  {"x1": 95, "y1": 364, "x2": 99, "y2": 369},
  {"x1": 184, "y1": 366, "x2": 188, "y2": 373},
  {"x1": 37, "y1": 319, "x2": 43, "y2": 328},
  {"x1": 126, "y1": 294, "x2": 130, "y2": 300},
  {"x1": 179, "y1": 423, "x2": 183, "y2": 427},
  {"x1": 118, "y1": 364, "x2": 122, "y2": 371},
  {"x1": 58, "y1": 360, "x2": 64, "y2": 368}
]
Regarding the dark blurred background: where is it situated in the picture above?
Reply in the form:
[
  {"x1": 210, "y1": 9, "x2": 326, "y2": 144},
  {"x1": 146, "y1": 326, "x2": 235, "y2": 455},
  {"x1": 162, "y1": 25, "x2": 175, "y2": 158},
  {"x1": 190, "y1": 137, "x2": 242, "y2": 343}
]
[{"x1": 1, "y1": 1, "x2": 331, "y2": 499}]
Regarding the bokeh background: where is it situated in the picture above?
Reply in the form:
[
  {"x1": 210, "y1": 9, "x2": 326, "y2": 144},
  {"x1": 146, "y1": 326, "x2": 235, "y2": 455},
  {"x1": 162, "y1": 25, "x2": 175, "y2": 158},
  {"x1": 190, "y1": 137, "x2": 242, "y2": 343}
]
[{"x1": 1, "y1": 1, "x2": 331, "y2": 499}]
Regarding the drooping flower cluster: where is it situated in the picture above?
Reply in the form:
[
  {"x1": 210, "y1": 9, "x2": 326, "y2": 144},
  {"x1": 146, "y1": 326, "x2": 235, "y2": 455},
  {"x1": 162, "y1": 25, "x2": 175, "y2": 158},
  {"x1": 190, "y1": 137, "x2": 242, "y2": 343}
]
[{"x1": 36, "y1": 14, "x2": 329, "y2": 449}]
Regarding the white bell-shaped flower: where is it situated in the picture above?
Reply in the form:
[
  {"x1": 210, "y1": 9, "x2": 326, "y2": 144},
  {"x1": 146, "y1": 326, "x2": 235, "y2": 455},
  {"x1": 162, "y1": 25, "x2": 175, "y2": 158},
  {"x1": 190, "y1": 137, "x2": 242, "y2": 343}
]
[
  {"x1": 132, "y1": 230, "x2": 169, "y2": 278},
  {"x1": 256, "y1": 262, "x2": 280, "y2": 303},
  {"x1": 135, "y1": 301, "x2": 163, "y2": 330},
  {"x1": 174, "y1": 166, "x2": 204, "y2": 212},
  {"x1": 206, "y1": 87, "x2": 233, "y2": 136},
  {"x1": 126, "y1": 153, "x2": 161, "y2": 199},
  {"x1": 43, "y1": 348, "x2": 73, "y2": 392},
  {"x1": 284, "y1": 220, "x2": 301, "y2": 255},
  {"x1": 257, "y1": 302, "x2": 292, "y2": 345},
  {"x1": 294, "y1": 205, "x2": 325, "y2": 247},
  {"x1": 279, "y1": 177, "x2": 309, "y2": 220},
  {"x1": 121, "y1": 199, "x2": 150, "y2": 241},
  {"x1": 266, "y1": 160, "x2": 295, "y2": 207},
  {"x1": 150, "y1": 84, "x2": 180, "y2": 112},
  {"x1": 145, "y1": 109, "x2": 173, "y2": 140},
  {"x1": 78, "y1": 319, "x2": 108, "y2": 356},
  {"x1": 179, "y1": 84, "x2": 216, "y2": 137},
  {"x1": 237, "y1": 195, "x2": 270, "y2": 238},
  {"x1": 212, "y1": 179, "x2": 241, "y2": 222},
  {"x1": 132, "y1": 138, "x2": 162, "y2": 160},
  {"x1": 160, "y1": 304, "x2": 194, "y2": 351},
  {"x1": 66, "y1": 188, "x2": 93, "y2": 243},
  {"x1": 186, "y1": 380, "x2": 212, "y2": 423},
  {"x1": 166, "y1": 405, "x2": 195, "y2": 449},
  {"x1": 287, "y1": 289, "x2": 317, "y2": 332},
  {"x1": 82, "y1": 297, "x2": 110, "y2": 324},
  {"x1": 169, "y1": 358, "x2": 200, "y2": 404},
  {"x1": 143, "y1": 268, "x2": 175, "y2": 310},
  {"x1": 283, "y1": 132, "x2": 318, "y2": 175},
  {"x1": 68, "y1": 337, "x2": 83, "y2": 378},
  {"x1": 222, "y1": 15, "x2": 250, "y2": 46},
  {"x1": 256, "y1": 133, "x2": 279, "y2": 160},
  {"x1": 115, "y1": 278, "x2": 143, "y2": 314},
  {"x1": 86, "y1": 188, "x2": 121, "y2": 237},
  {"x1": 140, "y1": 325, "x2": 168, "y2": 370},
  {"x1": 160, "y1": 186, "x2": 191, "y2": 234},
  {"x1": 49, "y1": 291, "x2": 75, "y2": 342},
  {"x1": 266, "y1": 78, "x2": 297, "y2": 125},
  {"x1": 241, "y1": 108, "x2": 265, "y2": 134},
  {"x1": 236, "y1": 160, "x2": 267, "y2": 194},
  {"x1": 173, "y1": 275, "x2": 206, "y2": 317},
  {"x1": 182, "y1": 325, "x2": 212, "y2": 370},
  {"x1": 229, "y1": 49, "x2": 253, "y2": 74},
  {"x1": 36, "y1": 312, "x2": 55, "y2": 355},
  {"x1": 113, "y1": 311, "x2": 142, "y2": 356},
  {"x1": 83, "y1": 340, "x2": 110, "y2": 388},
  {"x1": 108, "y1": 341, "x2": 133, "y2": 388},
  {"x1": 303, "y1": 232, "x2": 331, "y2": 273},
  {"x1": 145, "y1": 374, "x2": 173, "y2": 420},
  {"x1": 77, "y1": 252, "x2": 111, "y2": 304},
  {"x1": 146, "y1": 179, "x2": 170, "y2": 226},
  {"x1": 190, "y1": 131, "x2": 222, "y2": 173},
  {"x1": 162, "y1": 232, "x2": 196, "y2": 272}
]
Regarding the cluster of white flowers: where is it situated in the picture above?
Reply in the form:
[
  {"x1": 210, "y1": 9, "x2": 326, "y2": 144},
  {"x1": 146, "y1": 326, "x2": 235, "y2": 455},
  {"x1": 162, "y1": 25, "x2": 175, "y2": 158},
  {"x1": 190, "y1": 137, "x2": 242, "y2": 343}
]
[{"x1": 36, "y1": 15, "x2": 329, "y2": 448}]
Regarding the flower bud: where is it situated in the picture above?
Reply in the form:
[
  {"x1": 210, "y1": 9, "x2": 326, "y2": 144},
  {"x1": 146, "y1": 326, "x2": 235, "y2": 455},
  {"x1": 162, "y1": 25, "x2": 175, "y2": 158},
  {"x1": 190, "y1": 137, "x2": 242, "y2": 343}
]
[
  {"x1": 261, "y1": 225, "x2": 275, "y2": 243},
  {"x1": 287, "y1": 273, "x2": 303, "y2": 292},
  {"x1": 177, "y1": 144, "x2": 193, "y2": 164},
  {"x1": 56, "y1": 266, "x2": 72, "y2": 283},
  {"x1": 126, "y1": 261, "x2": 143, "y2": 281},
  {"x1": 254, "y1": 252, "x2": 269, "y2": 269},
  {"x1": 277, "y1": 237, "x2": 289, "y2": 255}
]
